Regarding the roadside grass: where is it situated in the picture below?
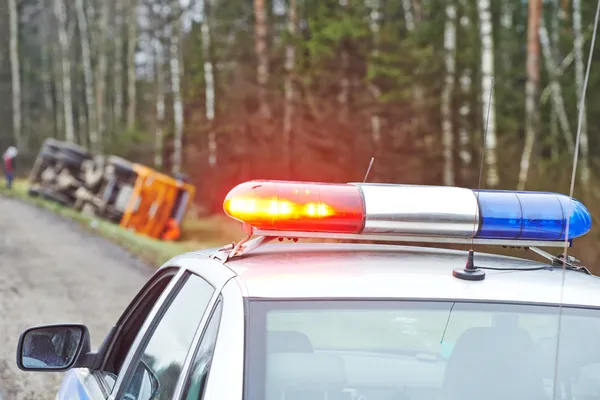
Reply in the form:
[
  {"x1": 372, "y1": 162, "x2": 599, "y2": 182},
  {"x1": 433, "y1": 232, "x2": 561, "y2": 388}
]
[{"x1": 0, "y1": 179, "x2": 241, "y2": 266}]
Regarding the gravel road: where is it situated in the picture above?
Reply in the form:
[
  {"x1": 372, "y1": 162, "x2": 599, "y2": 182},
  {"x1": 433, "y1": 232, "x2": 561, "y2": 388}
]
[{"x1": 0, "y1": 195, "x2": 153, "y2": 399}]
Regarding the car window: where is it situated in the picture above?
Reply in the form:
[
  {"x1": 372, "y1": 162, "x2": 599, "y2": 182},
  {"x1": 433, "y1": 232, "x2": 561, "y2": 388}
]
[
  {"x1": 105, "y1": 268, "x2": 178, "y2": 378},
  {"x1": 245, "y1": 300, "x2": 600, "y2": 400},
  {"x1": 181, "y1": 299, "x2": 223, "y2": 400},
  {"x1": 119, "y1": 273, "x2": 215, "y2": 400}
]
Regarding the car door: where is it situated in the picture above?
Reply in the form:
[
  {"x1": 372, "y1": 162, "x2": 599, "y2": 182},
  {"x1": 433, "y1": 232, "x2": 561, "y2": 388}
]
[
  {"x1": 56, "y1": 266, "x2": 184, "y2": 400},
  {"x1": 176, "y1": 275, "x2": 246, "y2": 400},
  {"x1": 176, "y1": 296, "x2": 223, "y2": 399},
  {"x1": 109, "y1": 270, "x2": 219, "y2": 400}
]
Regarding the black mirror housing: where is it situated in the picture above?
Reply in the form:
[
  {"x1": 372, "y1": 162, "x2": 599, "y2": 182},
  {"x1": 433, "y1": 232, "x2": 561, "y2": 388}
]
[{"x1": 16, "y1": 324, "x2": 93, "y2": 372}]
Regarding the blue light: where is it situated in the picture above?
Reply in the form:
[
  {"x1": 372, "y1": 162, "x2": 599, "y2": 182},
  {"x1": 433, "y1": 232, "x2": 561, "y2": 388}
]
[{"x1": 474, "y1": 190, "x2": 592, "y2": 241}]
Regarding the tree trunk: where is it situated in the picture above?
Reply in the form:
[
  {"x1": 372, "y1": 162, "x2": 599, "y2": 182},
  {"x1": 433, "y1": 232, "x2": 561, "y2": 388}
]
[
  {"x1": 458, "y1": 0, "x2": 472, "y2": 181},
  {"x1": 477, "y1": 0, "x2": 499, "y2": 187},
  {"x1": 337, "y1": 0, "x2": 350, "y2": 122},
  {"x1": 550, "y1": 0, "x2": 560, "y2": 160},
  {"x1": 54, "y1": 0, "x2": 75, "y2": 143},
  {"x1": 518, "y1": 0, "x2": 542, "y2": 191},
  {"x1": 202, "y1": 0, "x2": 216, "y2": 168},
  {"x1": 539, "y1": 18, "x2": 574, "y2": 155},
  {"x1": 402, "y1": 0, "x2": 428, "y2": 148},
  {"x1": 126, "y1": 0, "x2": 138, "y2": 130},
  {"x1": 282, "y1": 0, "x2": 297, "y2": 177},
  {"x1": 367, "y1": 0, "x2": 382, "y2": 155},
  {"x1": 561, "y1": 0, "x2": 570, "y2": 22},
  {"x1": 402, "y1": 0, "x2": 416, "y2": 30},
  {"x1": 96, "y1": 0, "x2": 109, "y2": 144},
  {"x1": 572, "y1": 0, "x2": 590, "y2": 185},
  {"x1": 500, "y1": 0, "x2": 513, "y2": 73},
  {"x1": 52, "y1": 40, "x2": 64, "y2": 139},
  {"x1": 75, "y1": 0, "x2": 99, "y2": 151},
  {"x1": 441, "y1": 0, "x2": 456, "y2": 186},
  {"x1": 154, "y1": 39, "x2": 164, "y2": 169},
  {"x1": 254, "y1": 0, "x2": 271, "y2": 118},
  {"x1": 170, "y1": 21, "x2": 184, "y2": 175},
  {"x1": 113, "y1": 0, "x2": 124, "y2": 130},
  {"x1": 8, "y1": 0, "x2": 21, "y2": 149},
  {"x1": 40, "y1": 2, "x2": 53, "y2": 115}
]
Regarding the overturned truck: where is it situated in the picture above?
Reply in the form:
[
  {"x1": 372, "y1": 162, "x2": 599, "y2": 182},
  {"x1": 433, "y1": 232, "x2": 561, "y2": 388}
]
[{"x1": 28, "y1": 138, "x2": 196, "y2": 241}]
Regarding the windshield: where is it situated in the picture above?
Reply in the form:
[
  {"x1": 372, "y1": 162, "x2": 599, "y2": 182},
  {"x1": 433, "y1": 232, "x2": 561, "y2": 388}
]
[{"x1": 244, "y1": 300, "x2": 600, "y2": 400}]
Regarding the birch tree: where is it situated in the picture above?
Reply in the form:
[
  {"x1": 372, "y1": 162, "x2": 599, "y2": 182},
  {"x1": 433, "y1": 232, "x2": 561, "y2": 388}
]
[
  {"x1": 367, "y1": 0, "x2": 382, "y2": 152},
  {"x1": 113, "y1": 0, "x2": 124, "y2": 128},
  {"x1": 402, "y1": 0, "x2": 427, "y2": 146},
  {"x1": 518, "y1": 0, "x2": 542, "y2": 191},
  {"x1": 8, "y1": 0, "x2": 21, "y2": 149},
  {"x1": 40, "y1": 10, "x2": 53, "y2": 115},
  {"x1": 202, "y1": 0, "x2": 216, "y2": 168},
  {"x1": 154, "y1": 38, "x2": 165, "y2": 169},
  {"x1": 282, "y1": 0, "x2": 297, "y2": 176},
  {"x1": 402, "y1": 0, "x2": 415, "y2": 30},
  {"x1": 338, "y1": 0, "x2": 350, "y2": 121},
  {"x1": 572, "y1": 0, "x2": 590, "y2": 185},
  {"x1": 500, "y1": 1, "x2": 513, "y2": 73},
  {"x1": 54, "y1": 0, "x2": 75, "y2": 143},
  {"x1": 550, "y1": 0, "x2": 559, "y2": 159},
  {"x1": 96, "y1": 0, "x2": 109, "y2": 143},
  {"x1": 458, "y1": 0, "x2": 472, "y2": 179},
  {"x1": 441, "y1": 0, "x2": 456, "y2": 186},
  {"x1": 477, "y1": 0, "x2": 499, "y2": 187},
  {"x1": 254, "y1": 0, "x2": 271, "y2": 118},
  {"x1": 127, "y1": 0, "x2": 139, "y2": 130},
  {"x1": 75, "y1": 0, "x2": 99, "y2": 151},
  {"x1": 539, "y1": 18, "x2": 574, "y2": 155},
  {"x1": 170, "y1": 21, "x2": 184, "y2": 175}
]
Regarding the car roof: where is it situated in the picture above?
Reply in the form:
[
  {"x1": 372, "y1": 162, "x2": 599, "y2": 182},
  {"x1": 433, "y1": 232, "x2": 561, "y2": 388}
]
[{"x1": 193, "y1": 243, "x2": 600, "y2": 308}]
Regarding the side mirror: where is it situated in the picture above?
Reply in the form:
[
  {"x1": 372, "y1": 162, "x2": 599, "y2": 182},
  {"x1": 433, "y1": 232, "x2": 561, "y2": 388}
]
[{"x1": 16, "y1": 324, "x2": 91, "y2": 372}]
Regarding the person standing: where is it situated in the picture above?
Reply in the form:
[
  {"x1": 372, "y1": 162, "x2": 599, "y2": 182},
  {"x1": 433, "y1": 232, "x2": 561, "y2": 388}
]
[{"x1": 3, "y1": 146, "x2": 18, "y2": 189}]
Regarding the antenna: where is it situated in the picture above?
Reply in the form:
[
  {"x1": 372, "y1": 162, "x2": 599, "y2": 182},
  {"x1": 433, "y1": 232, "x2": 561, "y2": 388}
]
[
  {"x1": 453, "y1": 76, "x2": 495, "y2": 281},
  {"x1": 553, "y1": 1, "x2": 600, "y2": 398},
  {"x1": 363, "y1": 157, "x2": 375, "y2": 182}
]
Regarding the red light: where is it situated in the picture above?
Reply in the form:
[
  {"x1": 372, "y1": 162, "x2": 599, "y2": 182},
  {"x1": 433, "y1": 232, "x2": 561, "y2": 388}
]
[{"x1": 223, "y1": 180, "x2": 365, "y2": 233}]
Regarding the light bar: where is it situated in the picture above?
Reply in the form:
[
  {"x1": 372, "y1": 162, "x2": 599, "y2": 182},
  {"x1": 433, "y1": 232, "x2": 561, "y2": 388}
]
[
  {"x1": 223, "y1": 180, "x2": 592, "y2": 243},
  {"x1": 223, "y1": 180, "x2": 364, "y2": 233}
]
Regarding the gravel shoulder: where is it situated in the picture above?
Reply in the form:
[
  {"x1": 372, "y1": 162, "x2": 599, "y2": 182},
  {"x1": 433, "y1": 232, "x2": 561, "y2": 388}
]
[{"x1": 0, "y1": 195, "x2": 152, "y2": 399}]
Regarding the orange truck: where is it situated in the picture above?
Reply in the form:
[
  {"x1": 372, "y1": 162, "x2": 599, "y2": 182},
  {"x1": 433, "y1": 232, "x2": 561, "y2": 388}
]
[{"x1": 28, "y1": 138, "x2": 196, "y2": 241}]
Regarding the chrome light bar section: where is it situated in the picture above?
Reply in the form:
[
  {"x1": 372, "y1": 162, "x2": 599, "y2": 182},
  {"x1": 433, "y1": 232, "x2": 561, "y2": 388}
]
[
  {"x1": 250, "y1": 228, "x2": 570, "y2": 248},
  {"x1": 351, "y1": 183, "x2": 480, "y2": 238}
]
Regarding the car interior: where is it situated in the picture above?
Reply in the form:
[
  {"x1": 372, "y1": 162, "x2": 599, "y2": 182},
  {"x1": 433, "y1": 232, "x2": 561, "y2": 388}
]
[{"x1": 264, "y1": 326, "x2": 600, "y2": 400}]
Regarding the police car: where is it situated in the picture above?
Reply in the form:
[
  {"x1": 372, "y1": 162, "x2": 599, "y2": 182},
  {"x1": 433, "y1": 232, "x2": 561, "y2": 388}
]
[{"x1": 15, "y1": 180, "x2": 600, "y2": 400}]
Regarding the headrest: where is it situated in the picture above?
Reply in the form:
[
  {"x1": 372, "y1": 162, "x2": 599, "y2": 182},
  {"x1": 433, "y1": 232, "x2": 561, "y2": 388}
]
[
  {"x1": 573, "y1": 363, "x2": 600, "y2": 397},
  {"x1": 555, "y1": 320, "x2": 600, "y2": 372},
  {"x1": 267, "y1": 352, "x2": 346, "y2": 390},
  {"x1": 443, "y1": 327, "x2": 542, "y2": 400},
  {"x1": 267, "y1": 330, "x2": 314, "y2": 353}
]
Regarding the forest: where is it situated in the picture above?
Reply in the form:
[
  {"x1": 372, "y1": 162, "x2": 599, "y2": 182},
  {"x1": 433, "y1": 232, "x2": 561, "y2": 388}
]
[{"x1": 1, "y1": 0, "x2": 600, "y2": 266}]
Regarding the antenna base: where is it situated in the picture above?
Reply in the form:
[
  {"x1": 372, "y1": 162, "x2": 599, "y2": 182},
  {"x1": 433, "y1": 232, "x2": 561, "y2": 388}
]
[
  {"x1": 452, "y1": 267, "x2": 486, "y2": 281},
  {"x1": 453, "y1": 249, "x2": 486, "y2": 281}
]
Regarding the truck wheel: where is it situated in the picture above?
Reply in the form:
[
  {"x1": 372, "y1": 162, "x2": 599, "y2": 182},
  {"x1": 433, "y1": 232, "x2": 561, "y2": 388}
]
[
  {"x1": 58, "y1": 151, "x2": 85, "y2": 170},
  {"x1": 42, "y1": 138, "x2": 64, "y2": 153},
  {"x1": 62, "y1": 145, "x2": 90, "y2": 160},
  {"x1": 51, "y1": 139, "x2": 90, "y2": 159},
  {"x1": 28, "y1": 186, "x2": 40, "y2": 197},
  {"x1": 39, "y1": 149, "x2": 59, "y2": 162},
  {"x1": 107, "y1": 155, "x2": 136, "y2": 176},
  {"x1": 40, "y1": 187, "x2": 71, "y2": 206}
]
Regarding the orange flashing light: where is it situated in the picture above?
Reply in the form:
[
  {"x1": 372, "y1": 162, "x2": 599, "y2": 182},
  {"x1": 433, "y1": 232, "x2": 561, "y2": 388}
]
[{"x1": 223, "y1": 180, "x2": 365, "y2": 233}]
